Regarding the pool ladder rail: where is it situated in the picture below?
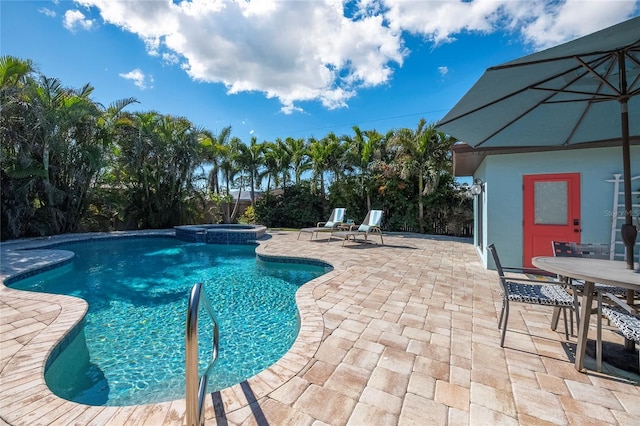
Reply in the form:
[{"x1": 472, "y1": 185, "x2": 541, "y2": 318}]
[{"x1": 186, "y1": 283, "x2": 219, "y2": 426}]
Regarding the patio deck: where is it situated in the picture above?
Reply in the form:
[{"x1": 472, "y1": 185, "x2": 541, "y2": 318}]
[{"x1": 1, "y1": 230, "x2": 639, "y2": 425}]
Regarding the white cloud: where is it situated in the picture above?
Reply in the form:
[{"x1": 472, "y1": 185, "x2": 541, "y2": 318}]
[
  {"x1": 438, "y1": 66, "x2": 449, "y2": 77},
  {"x1": 74, "y1": 0, "x2": 640, "y2": 111},
  {"x1": 63, "y1": 9, "x2": 94, "y2": 32},
  {"x1": 39, "y1": 8, "x2": 56, "y2": 18},
  {"x1": 119, "y1": 68, "x2": 153, "y2": 90},
  {"x1": 516, "y1": 0, "x2": 640, "y2": 49}
]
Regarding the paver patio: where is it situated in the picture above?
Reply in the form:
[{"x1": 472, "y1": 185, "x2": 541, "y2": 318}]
[{"x1": 1, "y1": 230, "x2": 639, "y2": 425}]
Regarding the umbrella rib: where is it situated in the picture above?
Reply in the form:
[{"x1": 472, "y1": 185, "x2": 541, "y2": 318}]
[
  {"x1": 438, "y1": 63, "x2": 587, "y2": 127},
  {"x1": 477, "y1": 55, "x2": 619, "y2": 147},
  {"x1": 487, "y1": 39, "x2": 640, "y2": 71},
  {"x1": 440, "y1": 55, "x2": 614, "y2": 127}
]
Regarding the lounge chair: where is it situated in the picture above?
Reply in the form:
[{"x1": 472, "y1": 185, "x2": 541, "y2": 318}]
[
  {"x1": 297, "y1": 208, "x2": 346, "y2": 241},
  {"x1": 331, "y1": 209, "x2": 384, "y2": 246}
]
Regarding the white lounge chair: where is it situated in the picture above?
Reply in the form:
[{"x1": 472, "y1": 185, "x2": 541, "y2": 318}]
[
  {"x1": 331, "y1": 209, "x2": 384, "y2": 246},
  {"x1": 297, "y1": 208, "x2": 346, "y2": 241}
]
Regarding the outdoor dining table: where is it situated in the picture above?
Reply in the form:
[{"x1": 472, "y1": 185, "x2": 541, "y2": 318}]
[{"x1": 532, "y1": 256, "x2": 640, "y2": 372}]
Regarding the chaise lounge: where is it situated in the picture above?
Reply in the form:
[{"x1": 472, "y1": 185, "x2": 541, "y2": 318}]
[
  {"x1": 330, "y1": 209, "x2": 384, "y2": 246},
  {"x1": 297, "y1": 208, "x2": 346, "y2": 241}
]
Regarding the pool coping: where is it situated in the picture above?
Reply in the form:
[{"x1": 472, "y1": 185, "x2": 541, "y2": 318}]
[{"x1": 0, "y1": 230, "x2": 331, "y2": 425}]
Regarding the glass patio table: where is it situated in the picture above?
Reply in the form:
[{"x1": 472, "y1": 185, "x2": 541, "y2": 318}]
[{"x1": 532, "y1": 256, "x2": 640, "y2": 371}]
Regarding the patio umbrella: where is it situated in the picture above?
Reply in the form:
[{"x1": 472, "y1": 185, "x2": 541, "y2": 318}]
[{"x1": 437, "y1": 16, "x2": 640, "y2": 269}]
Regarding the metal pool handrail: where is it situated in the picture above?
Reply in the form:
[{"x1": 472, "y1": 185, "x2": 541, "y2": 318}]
[{"x1": 186, "y1": 283, "x2": 219, "y2": 426}]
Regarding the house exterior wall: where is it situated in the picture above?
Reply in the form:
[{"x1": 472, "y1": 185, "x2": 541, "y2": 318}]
[{"x1": 474, "y1": 145, "x2": 639, "y2": 269}]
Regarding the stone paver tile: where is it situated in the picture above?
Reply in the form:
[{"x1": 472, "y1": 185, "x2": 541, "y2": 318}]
[
  {"x1": 413, "y1": 355, "x2": 449, "y2": 381},
  {"x1": 470, "y1": 382, "x2": 516, "y2": 418},
  {"x1": 559, "y1": 394, "x2": 619, "y2": 424},
  {"x1": 368, "y1": 366, "x2": 411, "y2": 397},
  {"x1": 564, "y1": 409, "x2": 618, "y2": 426},
  {"x1": 324, "y1": 363, "x2": 371, "y2": 400},
  {"x1": 268, "y1": 376, "x2": 310, "y2": 406},
  {"x1": 448, "y1": 407, "x2": 470, "y2": 426},
  {"x1": 512, "y1": 383, "x2": 568, "y2": 424},
  {"x1": 294, "y1": 384, "x2": 357, "y2": 425},
  {"x1": 353, "y1": 337, "x2": 385, "y2": 355},
  {"x1": 541, "y1": 357, "x2": 592, "y2": 384},
  {"x1": 516, "y1": 413, "x2": 565, "y2": 425},
  {"x1": 314, "y1": 342, "x2": 348, "y2": 366},
  {"x1": 399, "y1": 393, "x2": 447, "y2": 425},
  {"x1": 343, "y1": 346, "x2": 381, "y2": 370},
  {"x1": 450, "y1": 364, "x2": 471, "y2": 388},
  {"x1": 164, "y1": 399, "x2": 187, "y2": 426},
  {"x1": 46, "y1": 405, "x2": 97, "y2": 426},
  {"x1": 347, "y1": 402, "x2": 398, "y2": 426},
  {"x1": 468, "y1": 403, "x2": 518, "y2": 426},
  {"x1": 406, "y1": 371, "x2": 436, "y2": 400},
  {"x1": 251, "y1": 398, "x2": 315, "y2": 426},
  {"x1": 611, "y1": 409, "x2": 640, "y2": 426},
  {"x1": 508, "y1": 364, "x2": 541, "y2": 389},
  {"x1": 379, "y1": 331, "x2": 409, "y2": 350},
  {"x1": 434, "y1": 380, "x2": 470, "y2": 412},
  {"x1": 565, "y1": 379, "x2": 624, "y2": 410},
  {"x1": 303, "y1": 360, "x2": 337, "y2": 386},
  {"x1": 535, "y1": 372, "x2": 571, "y2": 396},
  {"x1": 359, "y1": 386, "x2": 403, "y2": 415},
  {"x1": 611, "y1": 389, "x2": 640, "y2": 416},
  {"x1": 470, "y1": 366, "x2": 513, "y2": 393},
  {"x1": 378, "y1": 347, "x2": 415, "y2": 375}
]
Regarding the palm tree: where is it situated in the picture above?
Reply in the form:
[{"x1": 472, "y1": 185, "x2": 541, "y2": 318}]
[
  {"x1": 389, "y1": 119, "x2": 455, "y2": 233},
  {"x1": 1, "y1": 56, "x2": 41, "y2": 238},
  {"x1": 236, "y1": 136, "x2": 265, "y2": 207},
  {"x1": 285, "y1": 137, "x2": 310, "y2": 185},
  {"x1": 198, "y1": 126, "x2": 232, "y2": 195},
  {"x1": 262, "y1": 138, "x2": 292, "y2": 191},
  {"x1": 308, "y1": 133, "x2": 342, "y2": 211},
  {"x1": 345, "y1": 125, "x2": 384, "y2": 211}
]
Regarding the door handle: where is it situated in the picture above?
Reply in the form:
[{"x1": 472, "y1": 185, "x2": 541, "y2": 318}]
[{"x1": 574, "y1": 229, "x2": 581, "y2": 233}]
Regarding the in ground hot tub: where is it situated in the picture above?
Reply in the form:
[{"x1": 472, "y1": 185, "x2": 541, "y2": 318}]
[{"x1": 175, "y1": 224, "x2": 267, "y2": 244}]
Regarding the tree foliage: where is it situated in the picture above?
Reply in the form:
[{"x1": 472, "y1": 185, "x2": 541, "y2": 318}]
[{"x1": 1, "y1": 55, "x2": 472, "y2": 241}]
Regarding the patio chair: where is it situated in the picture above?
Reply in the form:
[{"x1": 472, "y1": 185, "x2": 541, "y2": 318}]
[
  {"x1": 297, "y1": 208, "x2": 346, "y2": 241},
  {"x1": 598, "y1": 292, "x2": 640, "y2": 373},
  {"x1": 488, "y1": 244, "x2": 579, "y2": 347},
  {"x1": 330, "y1": 209, "x2": 384, "y2": 246}
]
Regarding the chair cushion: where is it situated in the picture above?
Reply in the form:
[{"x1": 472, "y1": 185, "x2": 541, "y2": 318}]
[
  {"x1": 602, "y1": 305, "x2": 640, "y2": 343},
  {"x1": 324, "y1": 221, "x2": 335, "y2": 228},
  {"x1": 506, "y1": 282, "x2": 575, "y2": 306},
  {"x1": 358, "y1": 224, "x2": 370, "y2": 232}
]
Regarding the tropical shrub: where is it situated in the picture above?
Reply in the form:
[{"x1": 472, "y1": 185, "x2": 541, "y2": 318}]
[{"x1": 254, "y1": 183, "x2": 324, "y2": 228}]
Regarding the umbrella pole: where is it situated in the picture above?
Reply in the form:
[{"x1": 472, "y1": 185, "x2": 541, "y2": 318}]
[
  {"x1": 619, "y1": 99, "x2": 636, "y2": 272},
  {"x1": 618, "y1": 51, "x2": 637, "y2": 352},
  {"x1": 618, "y1": 52, "x2": 637, "y2": 272}
]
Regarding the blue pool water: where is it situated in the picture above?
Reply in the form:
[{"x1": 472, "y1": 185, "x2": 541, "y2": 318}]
[{"x1": 9, "y1": 237, "x2": 329, "y2": 406}]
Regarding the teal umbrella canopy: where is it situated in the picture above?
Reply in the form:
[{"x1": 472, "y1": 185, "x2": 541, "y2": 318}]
[{"x1": 437, "y1": 16, "x2": 640, "y2": 268}]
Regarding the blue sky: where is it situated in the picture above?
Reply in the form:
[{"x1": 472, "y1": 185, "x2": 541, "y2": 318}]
[{"x1": 2, "y1": 1, "x2": 640, "y2": 144}]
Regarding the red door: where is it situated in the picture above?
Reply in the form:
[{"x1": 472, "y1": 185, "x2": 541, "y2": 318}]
[{"x1": 523, "y1": 173, "x2": 581, "y2": 267}]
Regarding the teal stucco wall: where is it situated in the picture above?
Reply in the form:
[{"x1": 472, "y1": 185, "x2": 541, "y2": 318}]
[{"x1": 474, "y1": 145, "x2": 639, "y2": 269}]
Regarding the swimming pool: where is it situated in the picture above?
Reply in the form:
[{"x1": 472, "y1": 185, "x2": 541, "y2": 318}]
[{"x1": 8, "y1": 237, "x2": 330, "y2": 406}]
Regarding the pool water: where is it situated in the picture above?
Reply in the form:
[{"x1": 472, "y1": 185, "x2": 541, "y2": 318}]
[{"x1": 9, "y1": 237, "x2": 329, "y2": 406}]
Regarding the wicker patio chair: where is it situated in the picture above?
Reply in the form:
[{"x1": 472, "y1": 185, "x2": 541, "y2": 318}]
[{"x1": 488, "y1": 244, "x2": 579, "y2": 347}]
